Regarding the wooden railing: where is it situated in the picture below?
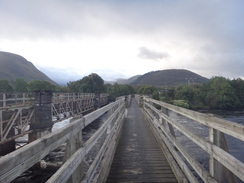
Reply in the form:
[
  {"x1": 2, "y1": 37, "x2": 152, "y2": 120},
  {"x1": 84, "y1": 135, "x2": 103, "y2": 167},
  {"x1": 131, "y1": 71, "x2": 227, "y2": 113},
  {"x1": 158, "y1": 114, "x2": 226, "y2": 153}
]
[
  {"x1": 0, "y1": 93, "x2": 35, "y2": 108},
  {"x1": 136, "y1": 95, "x2": 244, "y2": 183},
  {"x1": 0, "y1": 97, "x2": 126, "y2": 183}
]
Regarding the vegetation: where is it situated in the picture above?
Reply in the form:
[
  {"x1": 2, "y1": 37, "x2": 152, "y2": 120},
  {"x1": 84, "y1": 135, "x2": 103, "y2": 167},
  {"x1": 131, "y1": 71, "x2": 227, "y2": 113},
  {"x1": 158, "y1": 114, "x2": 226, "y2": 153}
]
[
  {"x1": 135, "y1": 85, "x2": 159, "y2": 100},
  {"x1": 27, "y1": 80, "x2": 57, "y2": 92},
  {"x1": 172, "y1": 100, "x2": 190, "y2": 108},
  {"x1": 67, "y1": 73, "x2": 105, "y2": 93},
  {"x1": 1, "y1": 69, "x2": 243, "y2": 111},
  {"x1": 160, "y1": 76, "x2": 244, "y2": 109},
  {"x1": 13, "y1": 78, "x2": 27, "y2": 92},
  {"x1": 0, "y1": 79, "x2": 13, "y2": 92},
  {"x1": 0, "y1": 79, "x2": 57, "y2": 92},
  {"x1": 105, "y1": 83, "x2": 135, "y2": 101}
]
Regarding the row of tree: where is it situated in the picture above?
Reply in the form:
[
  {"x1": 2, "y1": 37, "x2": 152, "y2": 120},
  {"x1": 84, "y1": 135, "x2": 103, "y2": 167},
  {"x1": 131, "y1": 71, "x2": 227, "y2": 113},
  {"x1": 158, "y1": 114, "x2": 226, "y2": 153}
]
[
  {"x1": 0, "y1": 73, "x2": 135, "y2": 102},
  {"x1": 161, "y1": 76, "x2": 244, "y2": 109},
  {"x1": 67, "y1": 73, "x2": 135, "y2": 101},
  {"x1": 0, "y1": 78, "x2": 58, "y2": 92},
  {"x1": 1, "y1": 74, "x2": 243, "y2": 110}
]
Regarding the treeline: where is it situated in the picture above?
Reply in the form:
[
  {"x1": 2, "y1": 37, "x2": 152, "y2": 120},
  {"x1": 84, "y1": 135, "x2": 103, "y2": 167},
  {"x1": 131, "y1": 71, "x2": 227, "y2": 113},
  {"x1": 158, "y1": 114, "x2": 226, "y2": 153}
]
[
  {"x1": 0, "y1": 73, "x2": 135, "y2": 102},
  {"x1": 0, "y1": 78, "x2": 59, "y2": 92},
  {"x1": 161, "y1": 76, "x2": 244, "y2": 109},
  {"x1": 67, "y1": 73, "x2": 135, "y2": 101},
  {"x1": 2, "y1": 74, "x2": 243, "y2": 110}
]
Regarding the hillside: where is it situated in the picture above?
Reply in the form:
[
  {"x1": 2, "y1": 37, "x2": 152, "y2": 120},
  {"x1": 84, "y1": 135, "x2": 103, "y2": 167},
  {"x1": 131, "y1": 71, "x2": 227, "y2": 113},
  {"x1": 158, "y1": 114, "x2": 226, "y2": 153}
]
[
  {"x1": 0, "y1": 51, "x2": 56, "y2": 84},
  {"x1": 131, "y1": 69, "x2": 209, "y2": 87},
  {"x1": 115, "y1": 75, "x2": 141, "y2": 85}
]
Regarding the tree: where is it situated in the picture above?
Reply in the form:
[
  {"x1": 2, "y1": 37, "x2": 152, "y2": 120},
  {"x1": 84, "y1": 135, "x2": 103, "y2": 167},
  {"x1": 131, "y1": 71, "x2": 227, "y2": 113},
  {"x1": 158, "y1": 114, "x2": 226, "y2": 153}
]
[
  {"x1": 205, "y1": 77, "x2": 238, "y2": 109},
  {"x1": 67, "y1": 73, "x2": 105, "y2": 93},
  {"x1": 230, "y1": 78, "x2": 244, "y2": 108},
  {"x1": 135, "y1": 85, "x2": 159, "y2": 100},
  {"x1": 13, "y1": 78, "x2": 27, "y2": 92},
  {"x1": 106, "y1": 83, "x2": 135, "y2": 101},
  {"x1": 67, "y1": 80, "x2": 81, "y2": 92},
  {"x1": 80, "y1": 73, "x2": 105, "y2": 93},
  {"x1": 27, "y1": 80, "x2": 56, "y2": 92},
  {"x1": 174, "y1": 84, "x2": 205, "y2": 108},
  {"x1": 0, "y1": 80, "x2": 13, "y2": 92}
]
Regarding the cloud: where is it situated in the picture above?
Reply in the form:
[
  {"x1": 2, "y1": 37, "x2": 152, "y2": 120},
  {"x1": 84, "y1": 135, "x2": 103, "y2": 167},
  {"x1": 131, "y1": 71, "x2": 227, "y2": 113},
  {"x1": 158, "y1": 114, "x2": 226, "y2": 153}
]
[
  {"x1": 138, "y1": 47, "x2": 169, "y2": 61},
  {"x1": 0, "y1": 0, "x2": 244, "y2": 81}
]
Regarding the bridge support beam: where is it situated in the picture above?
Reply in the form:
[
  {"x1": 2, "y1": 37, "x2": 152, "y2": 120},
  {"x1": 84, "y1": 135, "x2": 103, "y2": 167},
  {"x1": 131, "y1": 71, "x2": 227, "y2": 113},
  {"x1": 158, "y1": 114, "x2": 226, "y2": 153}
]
[{"x1": 29, "y1": 91, "x2": 53, "y2": 142}]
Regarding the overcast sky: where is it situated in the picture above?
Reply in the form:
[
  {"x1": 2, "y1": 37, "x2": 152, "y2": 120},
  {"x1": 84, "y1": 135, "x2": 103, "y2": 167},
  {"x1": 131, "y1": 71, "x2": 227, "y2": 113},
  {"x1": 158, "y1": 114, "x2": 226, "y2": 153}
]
[{"x1": 0, "y1": 0, "x2": 244, "y2": 83}]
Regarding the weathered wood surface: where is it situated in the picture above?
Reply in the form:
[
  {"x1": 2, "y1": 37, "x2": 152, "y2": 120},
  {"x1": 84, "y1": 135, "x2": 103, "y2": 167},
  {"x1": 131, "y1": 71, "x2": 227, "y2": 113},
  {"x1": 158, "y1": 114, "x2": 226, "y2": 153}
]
[
  {"x1": 141, "y1": 95, "x2": 244, "y2": 182},
  {"x1": 107, "y1": 99, "x2": 178, "y2": 183},
  {"x1": 0, "y1": 98, "x2": 125, "y2": 183}
]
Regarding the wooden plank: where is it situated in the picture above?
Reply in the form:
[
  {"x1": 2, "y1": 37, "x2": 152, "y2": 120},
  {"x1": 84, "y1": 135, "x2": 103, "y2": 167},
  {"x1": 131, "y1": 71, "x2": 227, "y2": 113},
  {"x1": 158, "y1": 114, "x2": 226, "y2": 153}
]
[
  {"x1": 144, "y1": 107, "x2": 198, "y2": 183},
  {"x1": 46, "y1": 146, "x2": 86, "y2": 183},
  {"x1": 63, "y1": 130, "x2": 84, "y2": 183},
  {"x1": 95, "y1": 111, "x2": 125, "y2": 183},
  {"x1": 82, "y1": 110, "x2": 125, "y2": 183}
]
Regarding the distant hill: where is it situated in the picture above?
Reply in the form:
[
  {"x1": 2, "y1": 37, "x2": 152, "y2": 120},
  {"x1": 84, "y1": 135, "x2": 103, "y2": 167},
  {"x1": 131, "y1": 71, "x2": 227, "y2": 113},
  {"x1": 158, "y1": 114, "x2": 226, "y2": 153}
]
[
  {"x1": 0, "y1": 51, "x2": 56, "y2": 84},
  {"x1": 115, "y1": 75, "x2": 141, "y2": 85},
  {"x1": 131, "y1": 69, "x2": 209, "y2": 87}
]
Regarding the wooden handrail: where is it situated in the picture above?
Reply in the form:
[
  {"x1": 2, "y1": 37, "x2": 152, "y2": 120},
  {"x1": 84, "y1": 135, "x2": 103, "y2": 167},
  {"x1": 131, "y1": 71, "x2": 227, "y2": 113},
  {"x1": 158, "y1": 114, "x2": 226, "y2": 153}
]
[
  {"x1": 0, "y1": 98, "x2": 125, "y2": 183},
  {"x1": 139, "y1": 95, "x2": 244, "y2": 182}
]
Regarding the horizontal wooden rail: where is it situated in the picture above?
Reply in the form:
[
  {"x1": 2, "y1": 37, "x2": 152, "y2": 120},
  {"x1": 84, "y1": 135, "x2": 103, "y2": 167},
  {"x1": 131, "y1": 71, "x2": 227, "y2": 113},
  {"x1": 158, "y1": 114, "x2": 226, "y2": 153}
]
[
  {"x1": 146, "y1": 98, "x2": 244, "y2": 141},
  {"x1": 48, "y1": 102, "x2": 125, "y2": 183},
  {"x1": 138, "y1": 95, "x2": 244, "y2": 183},
  {"x1": 0, "y1": 98, "x2": 125, "y2": 183}
]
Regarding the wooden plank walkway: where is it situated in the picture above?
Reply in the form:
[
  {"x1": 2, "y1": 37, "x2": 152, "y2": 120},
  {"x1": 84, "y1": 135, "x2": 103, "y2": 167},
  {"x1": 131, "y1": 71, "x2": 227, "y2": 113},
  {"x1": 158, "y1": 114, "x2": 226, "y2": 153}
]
[{"x1": 106, "y1": 98, "x2": 178, "y2": 183}]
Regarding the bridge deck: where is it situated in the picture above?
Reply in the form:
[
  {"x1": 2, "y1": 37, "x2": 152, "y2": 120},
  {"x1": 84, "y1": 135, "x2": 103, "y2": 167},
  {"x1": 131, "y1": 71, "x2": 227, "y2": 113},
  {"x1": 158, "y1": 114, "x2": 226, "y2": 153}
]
[{"x1": 106, "y1": 99, "x2": 178, "y2": 183}]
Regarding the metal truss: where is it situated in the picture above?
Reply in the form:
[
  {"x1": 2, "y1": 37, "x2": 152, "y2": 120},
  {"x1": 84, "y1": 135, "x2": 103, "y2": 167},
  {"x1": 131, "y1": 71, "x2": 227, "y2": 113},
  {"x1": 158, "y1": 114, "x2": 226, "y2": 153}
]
[
  {"x1": 52, "y1": 93, "x2": 95, "y2": 122},
  {"x1": 0, "y1": 93, "x2": 109, "y2": 145}
]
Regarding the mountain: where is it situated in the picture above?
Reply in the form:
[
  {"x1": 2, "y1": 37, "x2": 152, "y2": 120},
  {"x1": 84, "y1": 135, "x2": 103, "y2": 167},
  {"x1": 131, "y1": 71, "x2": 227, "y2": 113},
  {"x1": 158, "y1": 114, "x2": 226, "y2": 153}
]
[
  {"x1": 131, "y1": 69, "x2": 209, "y2": 87},
  {"x1": 0, "y1": 51, "x2": 56, "y2": 84},
  {"x1": 115, "y1": 75, "x2": 141, "y2": 85}
]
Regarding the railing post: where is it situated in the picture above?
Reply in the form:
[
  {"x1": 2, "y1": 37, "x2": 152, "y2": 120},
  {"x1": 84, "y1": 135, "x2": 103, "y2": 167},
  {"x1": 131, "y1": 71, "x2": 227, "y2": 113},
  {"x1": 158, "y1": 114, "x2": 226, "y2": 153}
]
[
  {"x1": 209, "y1": 128, "x2": 237, "y2": 183},
  {"x1": 94, "y1": 93, "x2": 100, "y2": 110},
  {"x1": 28, "y1": 90, "x2": 53, "y2": 142},
  {"x1": 63, "y1": 117, "x2": 84, "y2": 182},
  {"x1": 3, "y1": 93, "x2": 6, "y2": 108},
  {"x1": 161, "y1": 106, "x2": 176, "y2": 138}
]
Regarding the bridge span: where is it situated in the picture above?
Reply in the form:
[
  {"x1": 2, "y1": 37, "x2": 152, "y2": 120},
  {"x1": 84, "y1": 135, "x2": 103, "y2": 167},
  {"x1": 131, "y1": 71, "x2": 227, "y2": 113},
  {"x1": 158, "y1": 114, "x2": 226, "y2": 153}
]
[{"x1": 0, "y1": 94, "x2": 243, "y2": 183}]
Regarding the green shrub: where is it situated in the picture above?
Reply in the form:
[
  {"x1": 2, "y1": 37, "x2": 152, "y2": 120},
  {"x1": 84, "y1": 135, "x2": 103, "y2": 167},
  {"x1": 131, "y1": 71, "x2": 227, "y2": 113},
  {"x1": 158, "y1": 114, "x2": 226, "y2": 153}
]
[{"x1": 172, "y1": 100, "x2": 190, "y2": 109}]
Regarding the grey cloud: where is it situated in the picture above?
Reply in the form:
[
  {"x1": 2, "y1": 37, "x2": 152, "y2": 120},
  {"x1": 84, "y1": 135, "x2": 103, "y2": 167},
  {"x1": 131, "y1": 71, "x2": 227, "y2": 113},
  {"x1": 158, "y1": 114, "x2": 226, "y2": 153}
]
[{"x1": 138, "y1": 47, "x2": 169, "y2": 61}]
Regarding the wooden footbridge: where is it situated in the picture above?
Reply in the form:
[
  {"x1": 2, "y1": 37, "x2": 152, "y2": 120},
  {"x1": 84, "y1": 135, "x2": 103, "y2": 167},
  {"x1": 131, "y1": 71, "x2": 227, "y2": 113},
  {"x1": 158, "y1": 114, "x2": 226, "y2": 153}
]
[{"x1": 0, "y1": 93, "x2": 243, "y2": 183}]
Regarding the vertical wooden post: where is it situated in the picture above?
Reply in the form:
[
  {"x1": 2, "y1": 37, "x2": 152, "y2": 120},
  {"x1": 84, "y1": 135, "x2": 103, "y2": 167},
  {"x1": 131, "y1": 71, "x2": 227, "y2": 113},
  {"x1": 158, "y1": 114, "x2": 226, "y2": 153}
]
[
  {"x1": 63, "y1": 117, "x2": 84, "y2": 183},
  {"x1": 209, "y1": 127, "x2": 214, "y2": 177},
  {"x1": 29, "y1": 90, "x2": 53, "y2": 142},
  {"x1": 94, "y1": 93, "x2": 100, "y2": 110},
  {"x1": 209, "y1": 128, "x2": 237, "y2": 183},
  {"x1": 161, "y1": 106, "x2": 176, "y2": 138},
  {"x1": 3, "y1": 93, "x2": 6, "y2": 108},
  {"x1": 0, "y1": 111, "x2": 2, "y2": 140}
]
